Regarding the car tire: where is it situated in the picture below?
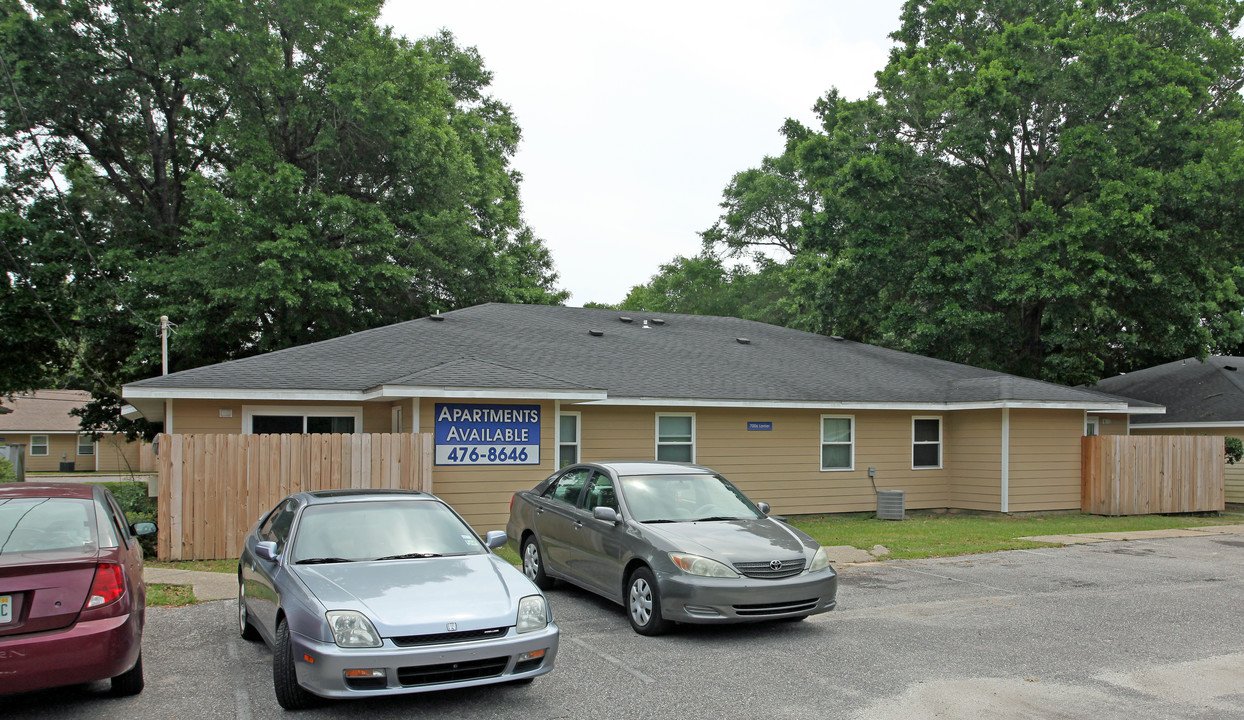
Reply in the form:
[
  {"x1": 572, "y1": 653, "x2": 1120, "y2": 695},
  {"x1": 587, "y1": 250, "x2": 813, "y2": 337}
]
[
  {"x1": 626, "y1": 567, "x2": 671, "y2": 636},
  {"x1": 521, "y1": 536, "x2": 555, "y2": 590},
  {"x1": 110, "y1": 652, "x2": 144, "y2": 696},
  {"x1": 273, "y1": 619, "x2": 319, "y2": 710},
  {"x1": 239, "y1": 580, "x2": 261, "y2": 641}
]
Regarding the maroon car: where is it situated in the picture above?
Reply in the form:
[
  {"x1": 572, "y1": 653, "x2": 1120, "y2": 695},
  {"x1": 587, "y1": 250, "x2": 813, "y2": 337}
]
[{"x1": 0, "y1": 483, "x2": 155, "y2": 696}]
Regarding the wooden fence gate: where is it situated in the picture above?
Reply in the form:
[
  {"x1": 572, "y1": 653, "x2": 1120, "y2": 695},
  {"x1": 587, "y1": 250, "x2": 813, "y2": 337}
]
[
  {"x1": 156, "y1": 433, "x2": 432, "y2": 560},
  {"x1": 1082, "y1": 435, "x2": 1225, "y2": 515}
]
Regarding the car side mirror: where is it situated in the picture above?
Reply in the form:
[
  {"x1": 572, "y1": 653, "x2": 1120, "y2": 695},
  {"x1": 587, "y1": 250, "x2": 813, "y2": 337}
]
[
  {"x1": 484, "y1": 530, "x2": 507, "y2": 549},
  {"x1": 593, "y1": 506, "x2": 618, "y2": 523},
  {"x1": 756, "y1": 502, "x2": 770, "y2": 516},
  {"x1": 131, "y1": 522, "x2": 156, "y2": 537},
  {"x1": 255, "y1": 541, "x2": 279, "y2": 562}
]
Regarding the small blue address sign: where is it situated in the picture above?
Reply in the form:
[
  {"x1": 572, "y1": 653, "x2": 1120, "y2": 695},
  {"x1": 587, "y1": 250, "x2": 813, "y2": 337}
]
[{"x1": 747, "y1": 421, "x2": 773, "y2": 431}]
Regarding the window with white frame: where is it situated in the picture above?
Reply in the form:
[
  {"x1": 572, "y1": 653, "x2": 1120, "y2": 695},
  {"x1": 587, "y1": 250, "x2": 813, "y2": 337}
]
[
  {"x1": 31, "y1": 435, "x2": 48, "y2": 456},
  {"x1": 558, "y1": 412, "x2": 581, "y2": 468},
  {"x1": 1085, "y1": 417, "x2": 1100, "y2": 436},
  {"x1": 77, "y1": 434, "x2": 95, "y2": 456},
  {"x1": 912, "y1": 417, "x2": 942, "y2": 469},
  {"x1": 244, "y1": 406, "x2": 362, "y2": 435},
  {"x1": 656, "y1": 413, "x2": 695, "y2": 463},
  {"x1": 820, "y1": 415, "x2": 854, "y2": 471}
]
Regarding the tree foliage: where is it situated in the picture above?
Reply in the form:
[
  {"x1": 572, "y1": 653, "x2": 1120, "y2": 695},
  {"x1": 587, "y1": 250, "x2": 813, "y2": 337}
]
[
  {"x1": 0, "y1": 0, "x2": 565, "y2": 434},
  {"x1": 654, "y1": 0, "x2": 1244, "y2": 385}
]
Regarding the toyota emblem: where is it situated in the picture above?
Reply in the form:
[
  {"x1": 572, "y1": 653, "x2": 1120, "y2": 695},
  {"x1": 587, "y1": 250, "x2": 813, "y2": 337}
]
[
  {"x1": 447, "y1": 622, "x2": 458, "y2": 632},
  {"x1": 769, "y1": 560, "x2": 783, "y2": 571}
]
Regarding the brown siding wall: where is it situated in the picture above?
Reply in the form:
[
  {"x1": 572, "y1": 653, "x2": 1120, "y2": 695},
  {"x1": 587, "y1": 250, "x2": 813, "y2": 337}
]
[
  {"x1": 1009, "y1": 409, "x2": 1083, "y2": 512},
  {"x1": 946, "y1": 410, "x2": 1001, "y2": 511},
  {"x1": 1130, "y1": 425, "x2": 1244, "y2": 503}
]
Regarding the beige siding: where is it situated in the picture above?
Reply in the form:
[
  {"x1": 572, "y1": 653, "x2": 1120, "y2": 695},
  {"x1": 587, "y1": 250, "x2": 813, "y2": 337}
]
[
  {"x1": 96, "y1": 435, "x2": 144, "y2": 474},
  {"x1": 172, "y1": 399, "x2": 402, "y2": 434},
  {"x1": 1088, "y1": 413, "x2": 1130, "y2": 436},
  {"x1": 4, "y1": 433, "x2": 79, "y2": 472},
  {"x1": 420, "y1": 400, "x2": 557, "y2": 532},
  {"x1": 946, "y1": 410, "x2": 1002, "y2": 511},
  {"x1": 1008, "y1": 409, "x2": 1083, "y2": 512},
  {"x1": 1130, "y1": 425, "x2": 1244, "y2": 503}
]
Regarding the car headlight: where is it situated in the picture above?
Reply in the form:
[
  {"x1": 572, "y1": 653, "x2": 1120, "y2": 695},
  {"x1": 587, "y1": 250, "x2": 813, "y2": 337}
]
[
  {"x1": 326, "y1": 610, "x2": 382, "y2": 648},
  {"x1": 808, "y1": 546, "x2": 832, "y2": 573},
  {"x1": 516, "y1": 595, "x2": 548, "y2": 634},
  {"x1": 670, "y1": 552, "x2": 739, "y2": 578}
]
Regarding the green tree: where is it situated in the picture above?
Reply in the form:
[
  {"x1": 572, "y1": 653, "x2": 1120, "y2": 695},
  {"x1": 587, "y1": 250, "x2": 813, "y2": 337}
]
[
  {"x1": 701, "y1": 0, "x2": 1244, "y2": 385},
  {"x1": 0, "y1": 1, "x2": 565, "y2": 434}
]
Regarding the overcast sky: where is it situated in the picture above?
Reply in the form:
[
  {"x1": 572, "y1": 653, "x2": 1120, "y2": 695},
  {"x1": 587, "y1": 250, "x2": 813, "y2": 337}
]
[{"x1": 381, "y1": 1, "x2": 908, "y2": 307}]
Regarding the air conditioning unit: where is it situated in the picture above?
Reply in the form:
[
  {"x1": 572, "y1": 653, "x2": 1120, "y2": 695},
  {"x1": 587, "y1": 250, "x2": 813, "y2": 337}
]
[{"x1": 876, "y1": 489, "x2": 905, "y2": 521}]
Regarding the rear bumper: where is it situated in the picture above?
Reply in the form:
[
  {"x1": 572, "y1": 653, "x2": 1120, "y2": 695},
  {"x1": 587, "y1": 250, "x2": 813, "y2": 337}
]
[
  {"x1": 657, "y1": 569, "x2": 838, "y2": 624},
  {"x1": 0, "y1": 613, "x2": 141, "y2": 695},
  {"x1": 290, "y1": 622, "x2": 560, "y2": 699}
]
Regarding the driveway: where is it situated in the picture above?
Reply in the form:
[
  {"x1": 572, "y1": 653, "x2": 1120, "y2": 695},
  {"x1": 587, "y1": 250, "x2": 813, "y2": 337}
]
[{"x1": 8, "y1": 533, "x2": 1244, "y2": 719}]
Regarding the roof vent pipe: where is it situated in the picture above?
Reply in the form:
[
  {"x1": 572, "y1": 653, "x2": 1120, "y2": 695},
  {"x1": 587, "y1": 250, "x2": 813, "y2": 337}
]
[{"x1": 642, "y1": 320, "x2": 650, "y2": 329}]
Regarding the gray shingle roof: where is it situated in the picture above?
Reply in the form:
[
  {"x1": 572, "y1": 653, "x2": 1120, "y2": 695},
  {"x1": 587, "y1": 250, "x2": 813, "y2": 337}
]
[
  {"x1": 1092, "y1": 356, "x2": 1244, "y2": 425},
  {"x1": 125, "y1": 304, "x2": 1134, "y2": 407}
]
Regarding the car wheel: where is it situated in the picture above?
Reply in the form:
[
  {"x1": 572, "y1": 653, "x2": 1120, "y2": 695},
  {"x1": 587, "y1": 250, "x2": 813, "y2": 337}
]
[
  {"x1": 110, "y1": 652, "x2": 144, "y2": 696},
  {"x1": 521, "y1": 536, "x2": 554, "y2": 590},
  {"x1": 273, "y1": 619, "x2": 319, "y2": 710},
  {"x1": 239, "y1": 580, "x2": 261, "y2": 641},
  {"x1": 626, "y1": 567, "x2": 670, "y2": 636}
]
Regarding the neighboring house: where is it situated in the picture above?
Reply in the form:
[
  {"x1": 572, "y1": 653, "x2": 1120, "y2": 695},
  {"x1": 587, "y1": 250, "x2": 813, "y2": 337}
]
[
  {"x1": 1092, "y1": 356, "x2": 1244, "y2": 503},
  {"x1": 122, "y1": 304, "x2": 1161, "y2": 529},
  {"x1": 0, "y1": 390, "x2": 144, "y2": 473}
]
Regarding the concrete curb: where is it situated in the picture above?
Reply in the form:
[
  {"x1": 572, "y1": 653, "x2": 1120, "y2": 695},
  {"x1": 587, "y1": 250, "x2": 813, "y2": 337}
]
[
  {"x1": 144, "y1": 567, "x2": 236, "y2": 602},
  {"x1": 1018, "y1": 524, "x2": 1244, "y2": 545}
]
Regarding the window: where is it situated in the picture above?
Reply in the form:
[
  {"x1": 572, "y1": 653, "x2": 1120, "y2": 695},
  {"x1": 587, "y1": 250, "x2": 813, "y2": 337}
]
[
  {"x1": 912, "y1": 417, "x2": 942, "y2": 469},
  {"x1": 656, "y1": 414, "x2": 695, "y2": 463},
  {"x1": 820, "y1": 416, "x2": 854, "y2": 471},
  {"x1": 558, "y1": 412, "x2": 580, "y2": 468},
  {"x1": 1085, "y1": 417, "x2": 1100, "y2": 436},
  {"x1": 77, "y1": 434, "x2": 95, "y2": 456},
  {"x1": 244, "y1": 406, "x2": 362, "y2": 434},
  {"x1": 541, "y1": 468, "x2": 590, "y2": 506},
  {"x1": 30, "y1": 435, "x2": 48, "y2": 456},
  {"x1": 582, "y1": 472, "x2": 619, "y2": 512}
]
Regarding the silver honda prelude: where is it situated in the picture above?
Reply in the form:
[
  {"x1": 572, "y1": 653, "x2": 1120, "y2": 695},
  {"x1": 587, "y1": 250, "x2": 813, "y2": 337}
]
[
  {"x1": 238, "y1": 489, "x2": 558, "y2": 710},
  {"x1": 507, "y1": 461, "x2": 837, "y2": 635}
]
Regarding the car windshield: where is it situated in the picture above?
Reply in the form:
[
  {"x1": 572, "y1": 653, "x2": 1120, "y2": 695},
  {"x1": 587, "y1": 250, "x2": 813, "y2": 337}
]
[
  {"x1": 618, "y1": 473, "x2": 764, "y2": 523},
  {"x1": 0, "y1": 497, "x2": 98, "y2": 557},
  {"x1": 290, "y1": 500, "x2": 487, "y2": 563}
]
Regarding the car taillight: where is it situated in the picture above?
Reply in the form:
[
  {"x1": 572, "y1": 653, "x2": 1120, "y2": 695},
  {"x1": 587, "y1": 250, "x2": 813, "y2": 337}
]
[{"x1": 85, "y1": 563, "x2": 126, "y2": 609}]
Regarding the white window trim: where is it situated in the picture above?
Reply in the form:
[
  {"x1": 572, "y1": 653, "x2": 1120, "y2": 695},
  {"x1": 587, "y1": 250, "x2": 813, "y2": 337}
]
[
  {"x1": 912, "y1": 416, "x2": 943, "y2": 470},
  {"x1": 655, "y1": 412, "x2": 696, "y2": 463},
  {"x1": 557, "y1": 411, "x2": 581, "y2": 468},
  {"x1": 30, "y1": 434, "x2": 49, "y2": 456},
  {"x1": 77, "y1": 434, "x2": 96, "y2": 456},
  {"x1": 1085, "y1": 415, "x2": 1100, "y2": 437},
  {"x1": 241, "y1": 405, "x2": 364, "y2": 434},
  {"x1": 820, "y1": 414, "x2": 855, "y2": 472}
]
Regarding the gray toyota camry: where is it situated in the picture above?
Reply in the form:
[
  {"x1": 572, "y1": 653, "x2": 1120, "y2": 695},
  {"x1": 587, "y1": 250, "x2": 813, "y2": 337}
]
[
  {"x1": 238, "y1": 489, "x2": 558, "y2": 710},
  {"x1": 507, "y1": 461, "x2": 837, "y2": 635}
]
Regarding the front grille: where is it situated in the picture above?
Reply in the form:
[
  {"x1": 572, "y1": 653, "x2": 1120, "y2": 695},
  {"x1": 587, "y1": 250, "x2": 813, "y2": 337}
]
[
  {"x1": 397, "y1": 657, "x2": 509, "y2": 686},
  {"x1": 732, "y1": 558, "x2": 806, "y2": 579},
  {"x1": 732, "y1": 598, "x2": 819, "y2": 616},
  {"x1": 391, "y1": 626, "x2": 508, "y2": 647}
]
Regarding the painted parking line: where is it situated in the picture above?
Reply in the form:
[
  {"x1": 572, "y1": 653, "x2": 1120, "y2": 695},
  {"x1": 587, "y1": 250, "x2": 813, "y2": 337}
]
[
  {"x1": 891, "y1": 564, "x2": 1016, "y2": 594},
  {"x1": 568, "y1": 636, "x2": 654, "y2": 684}
]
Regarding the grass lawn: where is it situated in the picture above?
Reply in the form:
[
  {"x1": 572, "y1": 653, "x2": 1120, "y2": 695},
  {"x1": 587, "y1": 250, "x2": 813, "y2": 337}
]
[
  {"x1": 146, "y1": 558, "x2": 237, "y2": 574},
  {"x1": 146, "y1": 583, "x2": 198, "y2": 607},
  {"x1": 788, "y1": 510, "x2": 1244, "y2": 560}
]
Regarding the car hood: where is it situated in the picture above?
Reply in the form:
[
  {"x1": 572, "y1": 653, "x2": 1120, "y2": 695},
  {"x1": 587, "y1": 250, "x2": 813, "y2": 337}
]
[
  {"x1": 292, "y1": 554, "x2": 534, "y2": 635},
  {"x1": 641, "y1": 518, "x2": 815, "y2": 563}
]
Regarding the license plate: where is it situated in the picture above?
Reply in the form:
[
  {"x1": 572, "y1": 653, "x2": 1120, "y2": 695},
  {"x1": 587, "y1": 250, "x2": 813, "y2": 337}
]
[{"x1": 0, "y1": 595, "x2": 10, "y2": 624}]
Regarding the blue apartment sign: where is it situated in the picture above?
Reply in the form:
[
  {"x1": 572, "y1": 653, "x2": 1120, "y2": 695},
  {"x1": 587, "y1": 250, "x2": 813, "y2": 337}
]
[
  {"x1": 434, "y1": 403, "x2": 541, "y2": 466},
  {"x1": 747, "y1": 421, "x2": 773, "y2": 431}
]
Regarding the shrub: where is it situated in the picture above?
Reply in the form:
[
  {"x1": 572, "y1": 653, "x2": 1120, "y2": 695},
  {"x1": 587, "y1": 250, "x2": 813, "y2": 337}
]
[
  {"x1": 1227, "y1": 437, "x2": 1242, "y2": 466},
  {"x1": 0, "y1": 456, "x2": 14, "y2": 482},
  {"x1": 98, "y1": 481, "x2": 158, "y2": 556}
]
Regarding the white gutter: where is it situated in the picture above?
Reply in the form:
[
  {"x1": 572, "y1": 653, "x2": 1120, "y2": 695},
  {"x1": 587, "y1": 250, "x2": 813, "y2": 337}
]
[
  {"x1": 1131, "y1": 421, "x2": 1244, "y2": 429},
  {"x1": 1001, "y1": 408, "x2": 1010, "y2": 513}
]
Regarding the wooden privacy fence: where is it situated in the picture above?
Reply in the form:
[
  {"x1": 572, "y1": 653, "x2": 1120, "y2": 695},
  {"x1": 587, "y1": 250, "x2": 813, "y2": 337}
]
[
  {"x1": 156, "y1": 433, "x2": 432, "y2": 561},
  {"x1": 1082, "y1": 435, "x2": 1224, "y2": 515}
]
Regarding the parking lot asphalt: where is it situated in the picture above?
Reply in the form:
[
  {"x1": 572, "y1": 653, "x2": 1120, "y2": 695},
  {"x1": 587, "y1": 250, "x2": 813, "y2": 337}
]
[{"x1": 11, "y1": 531, "x2": 1244, "y2": 719}]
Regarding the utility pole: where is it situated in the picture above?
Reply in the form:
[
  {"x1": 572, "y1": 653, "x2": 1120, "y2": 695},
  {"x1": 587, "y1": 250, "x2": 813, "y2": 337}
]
[{"x1": 161, "y1": 315, "x2": 169, "y2": 375}]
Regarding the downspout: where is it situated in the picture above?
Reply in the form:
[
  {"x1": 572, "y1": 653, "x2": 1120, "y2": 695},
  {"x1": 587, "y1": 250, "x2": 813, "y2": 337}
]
[{"x1": 1001, "y1": 407, "x2": 1010, "y2": 513}]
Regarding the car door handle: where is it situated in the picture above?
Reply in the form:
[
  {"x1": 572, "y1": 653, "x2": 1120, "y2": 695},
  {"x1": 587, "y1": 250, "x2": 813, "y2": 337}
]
[
  {"x1": 536, "y1": 508, "x2": 544, "y2": 515},
  {"x1": 573, "y1": 521, "x2": 583, "y2": 531}
]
